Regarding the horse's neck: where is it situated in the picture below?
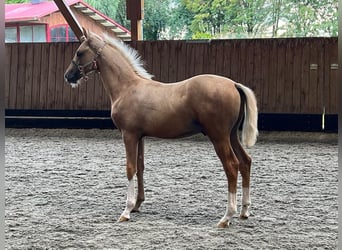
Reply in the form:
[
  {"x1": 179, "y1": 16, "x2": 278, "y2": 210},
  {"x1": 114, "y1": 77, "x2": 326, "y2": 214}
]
[{"x1": 98, "y1": 56, "x2": 139, "y2": 103}]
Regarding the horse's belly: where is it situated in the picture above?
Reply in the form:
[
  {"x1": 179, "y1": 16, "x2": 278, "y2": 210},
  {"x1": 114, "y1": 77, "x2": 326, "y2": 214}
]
[{"x1": 143, "y1": 117, "x2": 202, "y2": 139}]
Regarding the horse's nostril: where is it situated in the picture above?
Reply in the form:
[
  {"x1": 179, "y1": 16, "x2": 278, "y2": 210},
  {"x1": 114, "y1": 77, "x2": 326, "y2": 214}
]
[{"x1": 65, "y1": 71, "x2": 73, "y2": 80}]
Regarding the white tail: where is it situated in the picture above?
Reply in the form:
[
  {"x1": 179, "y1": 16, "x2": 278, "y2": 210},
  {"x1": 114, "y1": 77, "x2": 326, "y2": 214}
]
[{"x1": 235, "y1": 83, "x2": 259, "y2": 147}]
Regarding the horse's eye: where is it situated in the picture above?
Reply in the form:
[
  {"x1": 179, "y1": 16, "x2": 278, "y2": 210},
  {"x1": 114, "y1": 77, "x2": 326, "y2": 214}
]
[{"x1": 76, "y1": 51, "x2": 84, "y2": 57}]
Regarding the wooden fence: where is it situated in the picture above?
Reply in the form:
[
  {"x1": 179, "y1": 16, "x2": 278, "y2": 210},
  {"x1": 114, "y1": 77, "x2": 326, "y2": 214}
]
[{"x1": 5, "y1": 38, "x2": 338, "y2": 114}]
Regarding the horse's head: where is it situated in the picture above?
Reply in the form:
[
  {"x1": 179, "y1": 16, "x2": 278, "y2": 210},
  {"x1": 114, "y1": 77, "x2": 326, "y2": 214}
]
[{"x1": 64, "y1": 29, "x2": 106, "y2": 87}]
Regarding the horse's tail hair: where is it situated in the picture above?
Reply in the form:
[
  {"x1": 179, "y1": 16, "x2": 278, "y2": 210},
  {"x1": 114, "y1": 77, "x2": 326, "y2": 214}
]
[{"x1": 235, "y1": 83, "x2": 259, "y2": 147}]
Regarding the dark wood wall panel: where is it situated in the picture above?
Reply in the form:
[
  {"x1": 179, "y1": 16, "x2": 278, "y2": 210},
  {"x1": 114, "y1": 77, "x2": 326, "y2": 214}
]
[{"x1": 5, "y1": 38, "x2": 338, "y2": 114}]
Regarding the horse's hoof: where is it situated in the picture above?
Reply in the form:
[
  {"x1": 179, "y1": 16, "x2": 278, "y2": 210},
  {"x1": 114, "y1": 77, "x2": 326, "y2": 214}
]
[
  {"x1": 217, "y1": 221, "x2": 229, "y2": 228},
  {"x1": 131, "y1": 208, "x2": 140, "y2": 213},
  {"x1": 240, "y1": 210, "x2": 251, "y2": 219},
  {"x1": 118, "y1": 216, "x2": 130, "y2": 222},
  {"x1": 240, "y1": 214, "x2": 249, "y2": 220}
]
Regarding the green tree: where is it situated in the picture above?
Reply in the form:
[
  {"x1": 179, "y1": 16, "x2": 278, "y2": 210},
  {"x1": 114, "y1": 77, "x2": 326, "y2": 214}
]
[
  {"x1": 181, "y1": 0, "x2": 271, "y2": 38},
  {"x1": 142, "y1": 0, "x2": 170, "y2": 40},
  {"x1": 84, "y1": 0, "x2": 120, "y2": 21},
  {"x1": 224, "y1": 0, "x2": 270, "y2": 37},
  {"x1": 143, "y1": 0, "x2": 193, "y2": 40},
  {"x1": 114, "y1": 0, "x2": 130, "y2": 29},
  {"x1": 269, "y1": 0, "x2": 283, "y2": 37},
  {"x1": 181, "y1": 0, "x2": 228, "y2": 38},
  {"x1": 95, "y1": 0, "x2": 186, "y2": 40},
  {"x1": 180, "y1": 0, "x2": 337, "y2": 38},
  {"x1": 165, "y1": 0, "x2": 194, "y2": 39},
  {"x1": 282, "y1": 0, "x2": 338, "y2": 37}
]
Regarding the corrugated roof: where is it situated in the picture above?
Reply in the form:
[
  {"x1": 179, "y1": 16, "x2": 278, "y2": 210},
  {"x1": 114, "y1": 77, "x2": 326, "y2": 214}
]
[
  {"x1": 5, "y1": 0, "x2": 131, "y2": 41},
  {"x1": 5, "y1": 0, "x2": 79, "y2": 22}
]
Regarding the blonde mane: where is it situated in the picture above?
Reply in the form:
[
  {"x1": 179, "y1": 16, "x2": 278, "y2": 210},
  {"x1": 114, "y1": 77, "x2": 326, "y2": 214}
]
[{"x1": 102, "y1": 34, "x2": 153, "y2": 80}]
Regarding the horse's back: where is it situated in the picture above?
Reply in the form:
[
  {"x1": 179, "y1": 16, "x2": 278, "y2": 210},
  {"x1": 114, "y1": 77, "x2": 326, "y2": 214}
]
[
  {"x1": 152, "y1": 74, "x2": 242, "y2": 131},
  {"x1": 152, "y1": 74, "x2": 241, "y2": 122}
]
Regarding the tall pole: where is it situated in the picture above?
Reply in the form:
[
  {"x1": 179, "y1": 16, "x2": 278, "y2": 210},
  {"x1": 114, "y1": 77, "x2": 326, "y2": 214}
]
[
  {"x1": 126, "y1": 0, "x2": 144, "y2": 40},
  {"x1": 53, "y1": 0, "x2": 85, "y2": 41}
]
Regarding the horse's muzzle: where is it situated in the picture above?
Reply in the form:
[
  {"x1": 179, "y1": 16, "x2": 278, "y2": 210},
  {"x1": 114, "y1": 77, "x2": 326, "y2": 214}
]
[{"x1": 64, "y1": 69, "x2": 81, "y2": 84}]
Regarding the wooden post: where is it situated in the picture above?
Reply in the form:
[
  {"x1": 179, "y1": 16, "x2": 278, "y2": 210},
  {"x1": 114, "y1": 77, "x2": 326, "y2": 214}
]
[
  {"x1": 126, "y1": 0, "x2": 144, "y2": 40},
  {"x1": 53, "y1": 0, "x2": 85, "y2": 41}
]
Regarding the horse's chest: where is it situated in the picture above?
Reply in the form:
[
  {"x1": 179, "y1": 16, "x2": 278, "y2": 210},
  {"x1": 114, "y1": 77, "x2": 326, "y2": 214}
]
[{"x1": 110, "y1": 103, "x2": 139, "y2": 129}]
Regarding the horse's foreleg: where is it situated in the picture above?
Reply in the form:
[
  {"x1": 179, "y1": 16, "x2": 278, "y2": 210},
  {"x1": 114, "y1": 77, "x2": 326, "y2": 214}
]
[
  {"x1": 118, "y1": 133, "x2": 139, "y2": 222},
  {"x1": 132, "y1": 138, "x2": 145, "y2": 212},
  {"x1": 212, "y1": 139, "x2": 239, "y2": 228}
]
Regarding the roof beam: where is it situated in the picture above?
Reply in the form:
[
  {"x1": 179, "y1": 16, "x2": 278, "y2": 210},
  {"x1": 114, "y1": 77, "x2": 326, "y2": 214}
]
[
  {"x1": 53, "y1": 0, "x2": 84, "y2": 41},
  {"x1": 90, "y1": 14, "x2": 106, "y2": 22},
  {"x1": 80, "y1": 9, "x2": 95, "y2": 16},
  {"x1": 73, "y1": 4, "x2": 87, "y2": 11},
  {"x1": 54, "y1": 0, "x2": 130, "y2": 41}
]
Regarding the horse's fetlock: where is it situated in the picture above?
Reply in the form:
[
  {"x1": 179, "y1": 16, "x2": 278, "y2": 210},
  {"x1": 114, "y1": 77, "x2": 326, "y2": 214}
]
[
  {"x1": 137, "y1": 196, "x2": 145, "y2": 202},
  {"x1": 127, "y1": 200, "x2": 136, "y2": 209},
  {"x1": 126, "y1": 169, "x2": 137, "y2": 180}
]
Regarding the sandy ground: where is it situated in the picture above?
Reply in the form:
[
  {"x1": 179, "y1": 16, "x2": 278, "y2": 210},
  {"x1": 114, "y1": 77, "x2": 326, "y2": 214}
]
[{"x1": 5, "y1": 129, "x2": 338, "y2": 249}]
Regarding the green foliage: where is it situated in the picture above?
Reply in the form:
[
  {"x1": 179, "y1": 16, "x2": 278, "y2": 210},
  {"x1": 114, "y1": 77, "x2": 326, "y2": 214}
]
[
  {"x1": 192, "y1": 32, "x2": 213, "y2": 39},
  {"x1": 90, "y1": 0, "x2": 186, "y2": 40},
  {"x1": 181, "y1": 0, "x2": 228, "y2": 38},
  {"x1": 114, "y1": 0, "x2": 130, "y2": 29},
  {"x1": 5, "y1": 0, "x2": 29, "y2": 3},
  {"x1": 112, "y1": 0, "x2": 193, "y2": 40},
  {"x1": 83, "y1": 0, "x2": 120, "y2": 20},
  {"x1": 166, "y1": 1, "x2": 194, "y2": 39},
  {"x1": 141, "y1": 0, "x2": 193, "y2": 40},
  {"x1": 180, "y1": 0, "x2": 337, "y2": 38},
  {"x1": 142, "y1": 0, "x2": 170, "y2": 40},
  {"x1": 281, "y1": 0, "x2": 338, "y2": 37}
]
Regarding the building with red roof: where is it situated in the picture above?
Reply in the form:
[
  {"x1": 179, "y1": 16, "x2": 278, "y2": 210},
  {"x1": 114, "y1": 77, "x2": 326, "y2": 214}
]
[{"x1": 5, "y1": 0, "x2": 131, "y2": 42}]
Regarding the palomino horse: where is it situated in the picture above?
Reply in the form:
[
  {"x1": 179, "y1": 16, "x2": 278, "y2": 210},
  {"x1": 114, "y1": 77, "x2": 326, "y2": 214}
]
[{"x1": 64, "y1": 30, "x2": 258, "y2": 228}]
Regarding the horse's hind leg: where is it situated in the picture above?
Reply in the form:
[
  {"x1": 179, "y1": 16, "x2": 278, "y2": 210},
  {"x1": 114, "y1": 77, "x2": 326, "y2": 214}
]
[
  {"x1": 132, "y1": 138, "x2": 145, "y2": 212},
  {"x1": 211, "y1": 137, "x2": 239, "y2": 228},
  {"x1": 231, "y1": 132, "x2": 252, "y2": 219}
]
